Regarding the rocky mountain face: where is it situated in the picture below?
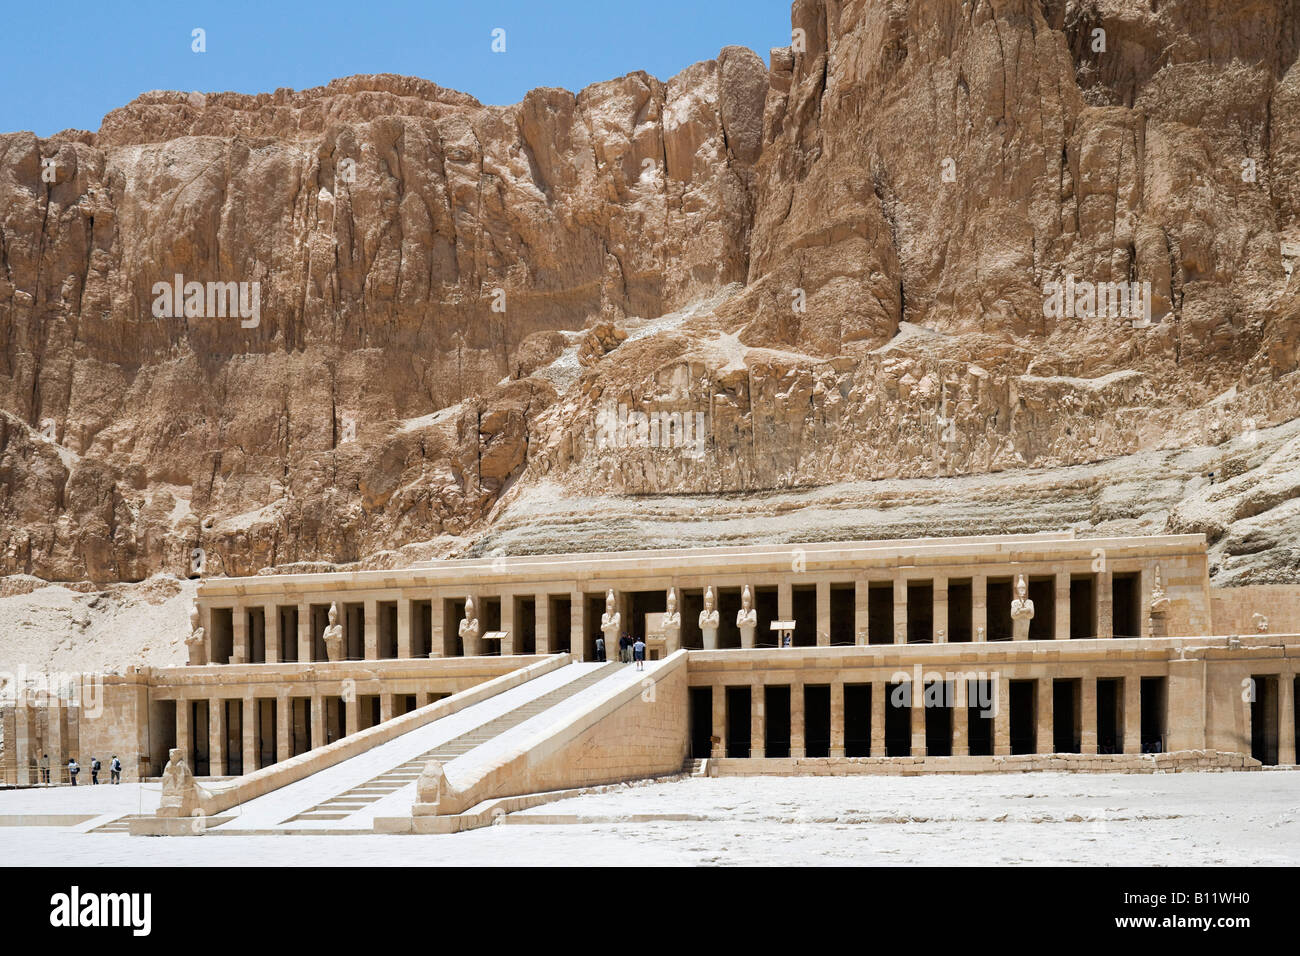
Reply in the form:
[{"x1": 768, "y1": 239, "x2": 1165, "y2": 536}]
[{"x1": 2, "y1": 0, "x2": 1299, "y2": 587}]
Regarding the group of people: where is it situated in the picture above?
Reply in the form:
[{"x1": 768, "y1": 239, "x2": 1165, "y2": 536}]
[
  {"x1": 593, "y1": 632, "x2": 647, "y2": 670},
  {"x1": 36, "y1": 754, "x2": 121, "y2": 785}
]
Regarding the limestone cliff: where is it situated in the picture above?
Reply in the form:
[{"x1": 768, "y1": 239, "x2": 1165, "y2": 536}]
[{"x1": 2, "y1": 1, "x2": 1299, "y2": 588}]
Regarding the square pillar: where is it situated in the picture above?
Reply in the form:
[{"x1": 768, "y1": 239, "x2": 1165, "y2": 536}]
[
  {"x1": 176, "y1": 701, "x2": 191, "y2": 769},
  {"x1": 380, "y1": 694, "x2": 394, "y2": 724},
  {"x1": 1036, "y1": 679, "x2": 1053, "y2": 755},
  {"x1": 242, "y1": 696, "x2": 257, "y2": 774},
  {"x1": 854, "y1": 577, "x2": 869, "y2": 645},
  {"x1": 310, "y1": 693, "x2": 324, "y2": 753},
  {"x1": 870, "y1": 681, "x2": 886, "y2": 757},
  {"x1": 952, "y1": 678, "x2": 969, "y2": 756},
  {"x1": 711, "y1": 685, "x2": 725, "y2": 759},
  {"x1": 934, "y1": 575, "x2": 949, "y2": 643},
  {"x1": 972, "y1": 574, "x2": 988, "y2": 641},
  {"x1": 993, "y1": 678, "x2": 1010, "y2": 756},
  {"x1": 570, "y1": 590, "x2": 585, "y2": 661},
  {"x1": 14, "y1": 699, "x2": 32, "y2": 786},
  {"x1": 297, "y1": 602, "x2": 312, "y2": 663},
  {"x1": 1054, "y1": 573, "x2": 1071, "y2": 640},
  {"x1": 428, "y1": 591, "x2": 445, "y2": 659},
  {"x1": 264, "y1": 603, "x2": 280, "y2": 663},
  {"x1": 790, "y1": 681, "x2": 805, "y2": 758},
  {"x1": 1081, "y1": 678, "x2": 1098, "y2": 754},
  {"x1": 830, "y1": 681, "x2": 845, "y2": 757},
  {"x1": 276, "y1": 694, "x2": 291, "y2": 763},
  {"x1": 751, "y1": 684, "x2": 765, "y2": 758},
  {"x1": 500, "y1": 593, "x2": 516, "y2": 656},
  {"x1": 397, "y1": 597, "x2": 412, "y2": 658},
  {"x1": 778, "y1": 582, "x2": 792, "y2": 622},
  {"x1": 345, "y1": 695, "x2": 360, "y2": 737},
  {"x1": 232, "y1": 606, "x2": 248, "y2": 664},
  {"x1": 1280, "y1": 676, "x2": 1296, "y2": 766},
  {"x1": 416, "y1": 691, "x2": 433, "y2": 709},
  {"x1": 893, "y1": 577, "x2": 908, "y2": 644},
  {"x1": 1096, "y1": 570, "x2": 1114, "y2": 639},
  {"x1": 1123, "y1": 675, "x2": 1141, "y2": 753},
  {"x1": 209, "y1": 699, "x2": 227, "y2": 776},
  {"x1": 816, "y1": 582, "x2": 830, "y2": 647},
  {"x1": 363, "y1": 599, "x2": 378, "y2": 660},
  {"x1": 535, "y1": 592, "x2": 552, "y2": 655},
  {"x1": 910, "y1": 680, "x2": 925, "y2": 756}
]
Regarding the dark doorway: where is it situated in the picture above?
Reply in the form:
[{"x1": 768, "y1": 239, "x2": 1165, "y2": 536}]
[
  {"x1": 191, "y1": 700, "x2": 210, "y2": 776},
  {"x1": 1113, "y1": 573, "x2": 1141, "y2": 638},
  {"x1": 1251, "y1": 674, "x2": 1279, "y2": 766},
  {"x1": 726, "y1": 687, "x2": 751, "y2": 758},
  {"x1": 278, "y1": 606, "x2": 299, "y2": 662},
  {"x1": 804, "y1": 685, "x2": 830, "y2": 757},
  {"x1": 1070, "y1": 576, "x2": 1095, "y2": 638},
  {"x1": 967, "y1": 679, "x2": 994, "y2": 756},
  {"x1": 256, "y1": 698, "x2": 276, "y2": 768},
  {"x1": 681, "y1": 590, "x2": 704, "y2": 650},
  {"x1": 885, "y1": 683, "x2": 911, "y2": 756},
  {"x1": 718, "y1": 588, "x2": 742, "y2": 649},
  {"x1": 844, "y1": 684, "x2": 871, "y2": 757},
  {"x1": 211, "y1": 609, "x2": 234, "y2": 664},
  {"x1": 1140, "y1": 677, "x2": 1166, "y2": 753},
  {"x1": 948, "y1": 579, "x2": 973, "y2": 642},
  {"x1": 247, "y1": 608, "x2": 266, "y2": 663},
  {"x1": 1053, "y1": 679, "x2": 1080, "y2": 753},
  {"x1": 792, "y1": 585, "x2": 816, "y2": 647},
  {"x1": 755, "y1": 587, "x2": 779, "y2": 648},
  {"x1": 1097, "y1": 678, "x2": 1121, "y2": 753},
  {"x1": 515, "y1": 596, "x2": 536, "y2": 654},
  {"x1": 1010, "y1": 681, "x2": 1036, "y2": 755},
  {"x1": 1028, "y1": 578, "x2": 1054, "y2": 640},
  {"x1": 689, "y1": 687, "x2": 712, "y2": 759},
  {"x1": 987, "y1": 579, "x2": 1013, "y2": 641},
  {"x1": 379, "y1": 602, "x2": 398, "y2": 658},
  {"x1": 343, "y1": 603, "x2": 364, "y2": 660},
  {"x1": 925, "y1": 680, "x2": 953, "y2": 756},
  {"x1": 224, "y1": 700, "x2": 242, "y2": 776},
  {"x1": 629, "y1": 590, "x2": 666, "y2": 643},
  {"x1": 411, "y1": 600, "x2": 432, "y2": 658},
  {"x1": 830, "y1": 584, "x2": 855, "y2": 645},
  {"x1": 551, "y1": 596, "x2": 572, "y2": 654},
  {"x1": 868, "y1": 583, "x2": 894, "y2": 644},
  {"x1": 765, "y1": 686, "x2": 791, "y2": 758},
  {"x1": 907, "y1": 582, "x2": 933, "y2": 643}
]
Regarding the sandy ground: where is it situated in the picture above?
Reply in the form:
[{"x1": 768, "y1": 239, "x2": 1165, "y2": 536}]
[{"x1": 2, "y1": 771, "x2": 1297, "y2": 866}]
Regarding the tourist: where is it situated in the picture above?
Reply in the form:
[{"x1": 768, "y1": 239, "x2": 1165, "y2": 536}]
[
  {"x1": 595, "y1": 635, "x2": 606, "y2": 662},
  {"x1": 110, "y1": 755, "x2": 122, "y2": 784},
  {"x1": 39, "y1": 753, "x2": 49, "y2": 784},
  {"x1": 90, "y1": 756, "x2": 101, "y2": 785},
  {"x1": 633, "y1": 636, "x2": 646, "y2": 670},
  {"x1": 621, "y1": 632, "x2": 631, "y2": 663},
  {"x1": 67, "y1": 758, "x2": 79, "y2": 786}
]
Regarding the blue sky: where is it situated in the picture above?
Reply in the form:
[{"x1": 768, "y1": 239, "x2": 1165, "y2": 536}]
[{"x1": 0, "y1": 0, "x2": 792, "y2": 136}]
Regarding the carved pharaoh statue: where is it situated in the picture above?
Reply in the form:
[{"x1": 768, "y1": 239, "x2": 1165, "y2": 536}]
[
  {"x1": 1010, "y1": 574, "x2": 1035, "y2": 640},
  {"x1": 458, "y1": 596, "x2": 481, "y2": 655},
  {"x1": 159, "y1": 748, "x2": 202, "y2": 817},
  {"x1": 661, "y1": 588, "x2": 682, "y2": 653},
  {"x1": 699, "y1": 586, "x2": 720, "y2": 649},
  {"x1": 736, "y1": 585, "x2": 758, "y2": 648},
  {"x1": 322, "y1": 601, "x2": 345, "y2": 662},
  {"x1": 184, "y1": 601, "x2": 207, "y2": 666},
  {"x1": 601, "y1": 589, "x2": 621, "y2": 655}
]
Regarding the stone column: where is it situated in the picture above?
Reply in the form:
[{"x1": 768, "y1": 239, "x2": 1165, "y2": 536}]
[
  {"x1": 232, "y1": 606, "x2": 248, "y2": 664},
  {"x1": 973, "y1": 575, "x2": 988, "y2": 641},
  {"x1": 297, "y1": 602, "x2": 312, "y2": 663},
  {"x1": 854, "y1": 576, "x2": 869, "y2": 645},
  {"x1": 1081, "y1": 678, "x2": 1098, "y2": 754},
  {"x1": 778, "y1": 582, "x2": 792, "y2": 627},
  {"x1": 1280, "y1": 676, "x2": 1296, "y2": 766},
  {"x1": 242, "y1": 696, "x2": 257, "y2": 774},
  {"x1": 265, "y1": 603, "x2": 280, "y2": 663},
  {"x1": 363, "y1": 599, "x2": 378, "y2": 660},
  {"x1": 535, "y1": 593, "x2": 552, "y2": 655},
  {"x1": 910, "y1": 680, "x2": 925, "y2": 756},
  {"x1": 14, "y1": 698, "x2": 32, "y2": 786},
  {"x1": 500, "y1": 593, "x2": 516, "y2": 656},
  {"x1": 993, "y1": 678, "x2": 1010, "y2": 756},
  {"x1": 711, "y1": 685, "x2": 725, "y2": 759},
  {"x1": 570, "y1": 590, "x2": 585, "y2": 661},
  {"x1": 952, "y1": 678, "x2": 969, "y2": 756},
  {"x1": 429, "y1": 592, "x2": 445, "y2": 659},
  {"x1": 816, "y1": 581, "x2": 831, "y2": 647},
  {"x1": 1036, "y1": 679, "x2": 1053, "y2": 755},
  {"x1": 1123, "y1": 676, "x2": 1141, "y2": 753},
  {"x1": 209, "y1": 699, "x2": 227, "y2": 776},
  {"x1": 934, "y1": 576, "x2": 949, "y2": 643},
  {"x1": 751, "y1": 684, "x2": 765, "y2": 758},
  {"x1": 893, "y1": 577, "x2": 908, "y2": 644},
  {"x1": 1096, "y1": 570, "x2": 1114, "y2": 639},
  {"x1": 790, "y1": 681, "x2": 805, "y2": 758},
  {"x1": 871, "y1": 681, "x2": 886, "y2": 757},
  {"x1": 380, "y1": 694, "x2": 394, "y2": 724},
  {"x1": 276, "y1": 693, "x2": 291, "y2": 763},
  {"x1": 345, "y1": 694, "x2": 360, "y2": 737},
  {"x1": 415, "y1": 691, "x2": 433, "y2": 709},
  {"x1": 176, "y1": 701, "x2": 191, "y2": 769},
  {"x1": 310, "y1": 692, "x2": 324, "y2": 753},
  {"x1": 1054, "y1": 573, "x2": 1071, "y2": 640},
  {"x1": 830, "y1": 681, "x2": 845, "y2": 757},
  {"x1": 397, "y1": 597, "x2": 412, "y2": 658}
]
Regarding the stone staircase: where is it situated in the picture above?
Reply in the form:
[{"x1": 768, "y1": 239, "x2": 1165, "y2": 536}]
[
  {"x1": 90, "y1": 815, "x2": 136, "y2": 834},
  {"x1": 284, "y1": 662, "x2": 623, "y2": 823},
  {"x1": 683, "y1": 758, "x2": 709, "y2": 777}
]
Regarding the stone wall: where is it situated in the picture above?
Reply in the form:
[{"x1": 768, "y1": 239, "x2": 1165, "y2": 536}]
[
  {"x1": 1212, "y1": 585, "x2": 1300, "y2": 635},
  {"x1": 711, "y1": 751, "x2": 1262, "y2": 776}
]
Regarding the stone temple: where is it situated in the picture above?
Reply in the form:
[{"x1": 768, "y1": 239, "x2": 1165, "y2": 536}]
[{"x1": 3, "y1": 529, "x2": 1297, "y2": 835}]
